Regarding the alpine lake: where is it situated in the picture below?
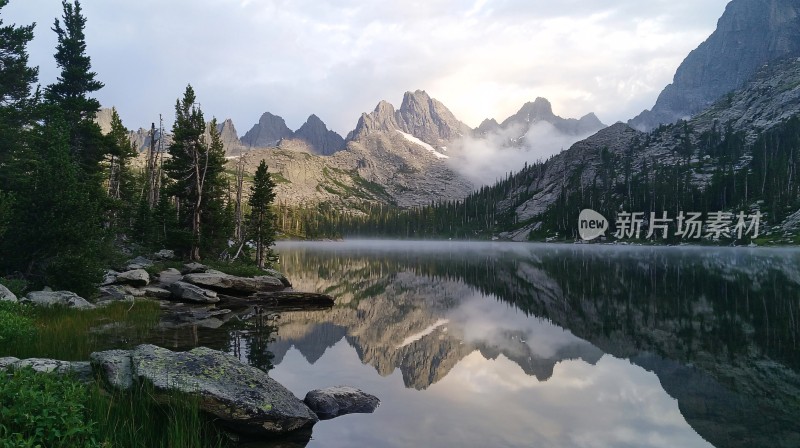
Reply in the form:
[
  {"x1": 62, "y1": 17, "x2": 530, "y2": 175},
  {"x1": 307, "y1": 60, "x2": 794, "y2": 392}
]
[{"x1": 95, "y1": 240, "x2": 799, "y2": 447}]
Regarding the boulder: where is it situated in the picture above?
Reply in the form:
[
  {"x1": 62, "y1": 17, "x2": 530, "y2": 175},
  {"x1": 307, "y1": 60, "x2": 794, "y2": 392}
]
[
  {"x1": 91, "y1": 345, "x2": 318, "y2": 436},
  {"x1": 0, "y1": 357, "x2": 20, "y2": 369},
  {"x1": 96, "y1": 285, "x2": 134, "y2": 302},
  {"x1": 263, "y1": 268, "x2": 292, "y2": 288},
  {"x1": 143, "y1": 286, "x2": 172, "y2": 299},
  {"x1": 115, "y1": 269, "x2": 150, "y2": 287},
  {"x1": 153, "y1": 249, "x2": 176, "y2": 260},
  {"x1": 0, "y1": 284, "x2": 17, "y2": 302},
  {"x1": 181, "y1": 262, "x2": 209, "y2": 275},
  {"x1": 123, "y1": 285, "x2": 147, "y2": 297},
  {"x1": 23, "y1": 290, "x2": 95, "y2": 309},
  {"x1": 183, "y1": 272, "x2": 284, "y2": 295},
  {"x1": 101, "y1": 270, "x2": 119, "y2": 286},
  {"x1": 126, "y1": 256, "x2": 154, "y2": 271},
  {"x1": 155, "y1": 268, "x2": 182, "y2": 287},
  {"x1": 5, "y1": 358, "x2": 93, "y2": 383},
  {"x1": 303, "y1": 386, "x2": 380, "y2": 419},
  {"x1": 168, "y1": 281, "x2": 219, "y2": 303},
  {"x1": 90, "y1": 349, "x2": 133, "y2": 390}
]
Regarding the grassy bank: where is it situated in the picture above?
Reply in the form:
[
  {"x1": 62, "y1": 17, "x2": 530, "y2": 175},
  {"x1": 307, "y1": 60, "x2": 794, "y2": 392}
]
[{"x1": 0, "y1": 298, "x2": 230, "y2": 448}]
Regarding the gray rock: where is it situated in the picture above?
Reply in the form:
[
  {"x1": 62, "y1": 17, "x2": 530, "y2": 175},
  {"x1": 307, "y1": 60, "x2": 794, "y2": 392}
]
[
  {"x1": 629, "y1": 0, "x2": 800, "y2": 131},
  {"x1": 9, "y1": 358, "x2": 93, "y2": 382},
  {"x1": 23, "y1": 290, "x2": 95, "y2": 309},
  {"x1": 143, "y1": 286, "x2": 172, "y2": 299},
  {"x1": 168, "y1": 281, "x2": 219, "y2": 303},
  {"x1": 127, "y1": 256, "x2": 154, "y2": 271},
  {"x1": 241, "y1": 112, "x2": 294, "y2": 148},
  {"x1": 153, "y1": 249, "x2": 175, "y2": 260},
  {"x1": 91, "y1": 349, "x2": 133, "y2": 390},
  {"x1": 115, "y1": 269, "x2": 150, "y2": 287},
  {"x1": 303, "y1": 386, "x2": 380, "y2": 419},
  {"x1": 128, "y1": 345, "x2": 318, "y2": 435},
  {"x1": 97, "y1": 285, "x2": 134, "y2": 302},
  {"x1": 101, "y1": 270, "x2": 119, "y2": 286},
  {"x1": 181, "y1": 262, "x2": 209, "y2": 275},
  {"x1": 0, "y1": 284, "x2": 17, "y2": 302},
  {"x1": 183, "y1": 272, "x2": 284, "y2": 295},
  {"x1": 496, "y1": 97, "x2": 605, "y2": 138},
  {"x1": 0, "y1": 357, "x2": 20, "y2": 369},
  {"x1": 288, "y1": 114, "x2": 345, "y2": 156},
  {"x1": 123, "y1": 286, "x2": 147, "y2": 297},
  {"x1": 263, "y1": 269, "x2": 292, "y2": 288},
  {"x1": 156, "y1": 268, "x2": 182, "y2": 287}
]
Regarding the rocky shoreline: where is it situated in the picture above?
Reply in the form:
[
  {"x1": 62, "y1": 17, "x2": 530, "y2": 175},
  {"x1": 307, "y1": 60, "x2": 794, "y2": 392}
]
[{"x1": 0, "y1": 252, "x2": 380, "y2": 442}]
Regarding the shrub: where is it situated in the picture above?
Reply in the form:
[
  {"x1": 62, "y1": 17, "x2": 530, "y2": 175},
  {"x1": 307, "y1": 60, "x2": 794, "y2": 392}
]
[
  {"x1": 0, "y1": 302, "x2": 35, "y2": 344},
  {"x1": 0, "y1": 368, "x2": 103, "y2": 448}
]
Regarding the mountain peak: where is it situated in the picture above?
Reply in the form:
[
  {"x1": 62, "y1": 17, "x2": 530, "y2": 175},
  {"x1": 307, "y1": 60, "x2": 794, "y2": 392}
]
[
  {"x1": 490, "y1": 97, "x2": 605, "y2": 139},
  {"x1": 515, "y1": 98, "x2": 555, "y2": 122},
  {"x1": 629, "y1": 0, "x2": 800, "y2": 131},
  {"x1": 291, "y1": 114, "x2": 345, "y2": 156},
  {"x1": 241, "y1": 112, "x2": 293, "y2": 147}
]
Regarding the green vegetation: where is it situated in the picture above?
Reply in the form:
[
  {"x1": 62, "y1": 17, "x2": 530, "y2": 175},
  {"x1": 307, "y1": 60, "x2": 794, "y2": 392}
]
[
  {"x1": 0, "y1": 301, "x2": 160, "y2": 361},
  {"x1": 0, "y1": 367, "x2": 228, "y2": 448},
  {"x1": 248, "y1": 160, "x2": 278, "y2": 268},
  {"x1": 328, "y1": 114, "x2": 800, "y2": 242},
  {"x1": 0, "y1": 302, "x2": 35, "y2": 345},
  {"x1": 0, "y1": 368, "x2": 103, "y2": 448}
]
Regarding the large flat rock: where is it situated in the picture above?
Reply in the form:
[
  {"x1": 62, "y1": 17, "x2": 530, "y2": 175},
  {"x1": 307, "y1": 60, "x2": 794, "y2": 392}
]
[
  {"x1": 183, "y1": 272, "x2": 285, "y2": 295},
  {"x1": 91, "y1": 345, "x2": 318, "y2": 436}
]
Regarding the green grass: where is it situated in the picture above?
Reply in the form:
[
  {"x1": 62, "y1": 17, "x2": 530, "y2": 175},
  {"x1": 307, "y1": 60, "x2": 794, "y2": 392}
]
[
  {"x1": 0, "y1": 277, "x2": 28, "y2": 297},
  {"x1": 0, "y1": 302, "x2": 36, "y2": 345},
  {"x1": 0, "y1": 368, "x2": 229, "y2": 448},
  {"x1": 0, "y1": 300, "x2": 161, "y2": 361},
  {"x1": 145, "y1": 259, "x2": 275, "y2": 278},
  {"x1": 0, "y1": 301, "x2": 232, "y2": 447},
  {"x1": 204, "y1": 260, "x2": 274, "y2": 277}
]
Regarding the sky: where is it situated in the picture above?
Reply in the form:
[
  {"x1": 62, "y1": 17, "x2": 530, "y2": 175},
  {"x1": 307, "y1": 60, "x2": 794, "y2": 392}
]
[{"x1": 3, "y1": 0, "x2": 730, "y2": 136}]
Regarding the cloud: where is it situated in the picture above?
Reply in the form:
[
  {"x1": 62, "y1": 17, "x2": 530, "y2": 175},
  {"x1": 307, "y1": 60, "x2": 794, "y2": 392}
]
[
  {"x1": 447, "y1": 120, "x2": 595, "y2": 186},
  {"x1": 3, "y1": 0, "x2": 729, "y2": 137}
]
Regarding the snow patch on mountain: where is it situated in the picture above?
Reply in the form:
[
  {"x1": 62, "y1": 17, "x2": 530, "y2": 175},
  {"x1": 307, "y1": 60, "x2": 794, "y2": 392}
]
[{"x1": 396, "y1": 130, "x2": 449, "y2": 159}]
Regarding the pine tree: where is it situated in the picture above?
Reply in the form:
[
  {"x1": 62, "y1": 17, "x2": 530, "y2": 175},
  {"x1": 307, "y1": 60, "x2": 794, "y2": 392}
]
[
  {"x1": 45, "y1": 0, "x2": 105, "y2": 171},
  {"x1": 163, "y1": 85, "x2": 228, "y2": 260},
  {"x1": 0, "y1": 0, "x2": 38, "y2": 195},
  {"x1": 247, "y1": 160, "x2": 277, "y2": 268}
]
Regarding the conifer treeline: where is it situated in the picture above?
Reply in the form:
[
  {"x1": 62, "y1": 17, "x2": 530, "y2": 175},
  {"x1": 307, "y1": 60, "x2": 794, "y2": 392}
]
[
  {"x1": 304, "y1": 116, "x2": 800, "y2": 241},
  {"x1": 0, "y1": 1, "x2": 278, "y2": 295}
]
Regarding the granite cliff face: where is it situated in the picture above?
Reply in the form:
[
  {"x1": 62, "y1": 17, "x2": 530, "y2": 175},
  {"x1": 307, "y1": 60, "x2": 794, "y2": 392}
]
[
  {"x1": 242, "y1": 112, "x2": 346, "y2": 156},
  {"x1": 348, "y1": 90, "x2": 472, "y2": 151},
  {"x1": 216, "y1": 118, "x2": 246, "y2": 156},
  {"x1": 499, "y1": 57, "x2": 800, "y2": 236},
  {"x1": 282, "y1": 114, "x2": 345, "y2": 156},
  {"x1": 629, "y1": 0, "x2": 800, "y2": 131},
  {"x1": 496, "y1": 97, "x2": 605, "y2": 139},
  {"x1": 241, "y1": 112, "x2": 294, "y2": 148}
]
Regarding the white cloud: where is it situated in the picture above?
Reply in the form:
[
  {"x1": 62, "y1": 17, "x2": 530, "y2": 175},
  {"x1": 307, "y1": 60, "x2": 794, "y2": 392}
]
[{"x1": 2, "y1": 0, "x2": 729, "y2": 138}]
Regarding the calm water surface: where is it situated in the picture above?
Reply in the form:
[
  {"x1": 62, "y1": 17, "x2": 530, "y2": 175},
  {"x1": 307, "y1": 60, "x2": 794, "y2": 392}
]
[{"x1": 147, "y1": 241, "x2": 800, "y2": 448}]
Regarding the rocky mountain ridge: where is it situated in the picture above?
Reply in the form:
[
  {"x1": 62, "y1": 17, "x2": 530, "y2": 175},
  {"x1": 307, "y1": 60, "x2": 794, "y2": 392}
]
[
  {"x1": 99, "y1": 89, "x2": 604, "y2": 210},
  {"x1": 347, "y1": 90, "x2": 472, "y2": 151},
  {"x1": 478, "y1": 97, "x2": 605, "y2": 141},
  {"x1": 629, "y1": 0, "x2": 800, "y2": 131}
]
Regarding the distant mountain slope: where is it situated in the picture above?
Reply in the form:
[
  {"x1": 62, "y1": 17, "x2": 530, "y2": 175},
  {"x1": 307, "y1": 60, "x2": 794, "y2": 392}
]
[
  {"x1": 629, "y1": 0, "x2": 800, "y2": 131},
  {"x1": 347, "y1": 90, "x2": 472, "y2": 152},
  {"x1": 280, "y1": 114, "x2": 345, "y2": 156},
  {"x1": 241, "y1": 112, "x2": 293, "y2": 147},
  {"x1": 494, "y1": 57, "x2": 800, "y2": 241},
  {"x1": 494, "y1": 97, "x2": 605, "y2": 139}
]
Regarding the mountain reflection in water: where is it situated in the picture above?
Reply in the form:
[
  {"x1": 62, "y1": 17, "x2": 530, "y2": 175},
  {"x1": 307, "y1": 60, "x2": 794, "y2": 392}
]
[{"x1": 154, "y1": 241, "x2": 800, "y2": 447}]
